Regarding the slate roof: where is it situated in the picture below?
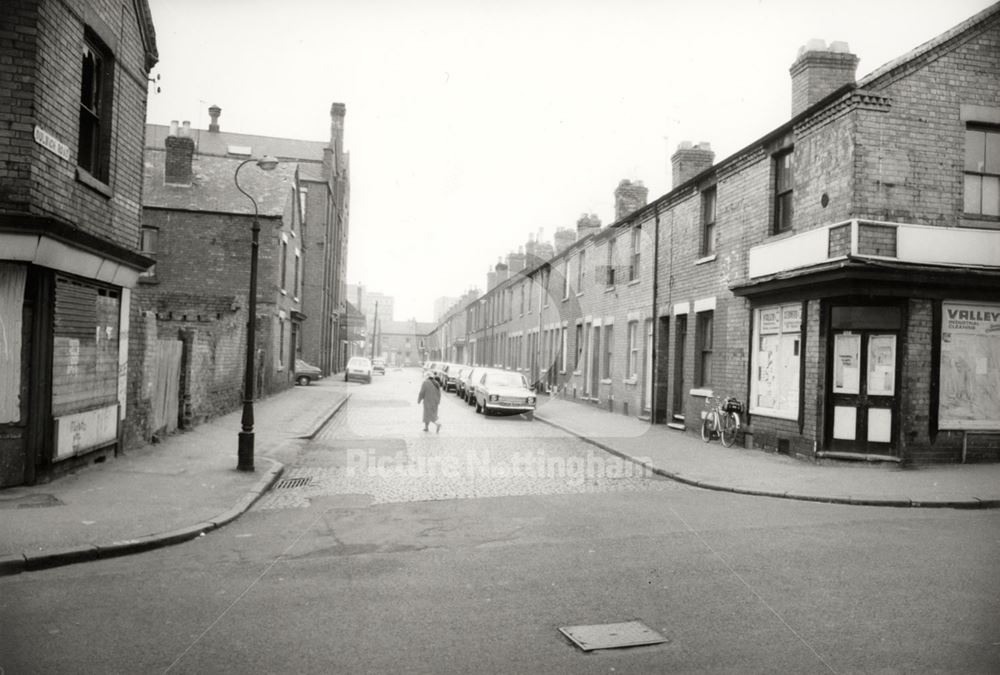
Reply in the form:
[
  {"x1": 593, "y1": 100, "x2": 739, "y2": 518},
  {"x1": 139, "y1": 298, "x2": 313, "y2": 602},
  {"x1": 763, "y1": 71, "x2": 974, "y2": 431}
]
[
  {"x1": 143, "y1": 148, "x2": 297, "y2": 217},
  {"x1": 381, "y1": 320, "x2": 436, "y2": 336},
  {"x1": 145, "y1": 125, "x2": 328, "y2": 164},
  {"x1": 858, "y1": 2, "x2": 1000, "y2": 88}
]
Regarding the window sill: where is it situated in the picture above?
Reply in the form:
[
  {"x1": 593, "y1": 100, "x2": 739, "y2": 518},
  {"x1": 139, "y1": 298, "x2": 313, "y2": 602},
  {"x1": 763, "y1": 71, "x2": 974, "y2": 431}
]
[
  {"x1": 600, "y1": 378, "x2": 612, "y2": 385},
  {"x1": 76, "y1": 167, "x2": 112, "y2": 198},
  {"x1": 627, "y1": 278, "x2": 640, "y2": 286},
  {"x1": 623, "y1": 377, "x2": 638, "y2": 386},
  {"x1": 959, "y1": 215, "x2": 1000, "y2": 229},
  {"x1": 604, "y1": 286, "x2": 616, "y2": 293},
  {"x1": 689, "y1": 387, "x2": 713, "y2": 398},
  {"x1": 695, "y1": 254, "x2": 717, "y2": 265},
  {"x1": 748, "y1": 407, "x2": 798, "y2": 421}
]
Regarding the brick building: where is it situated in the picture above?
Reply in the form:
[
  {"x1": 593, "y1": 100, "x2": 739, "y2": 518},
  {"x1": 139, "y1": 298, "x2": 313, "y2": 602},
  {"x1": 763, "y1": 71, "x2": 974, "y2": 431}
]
[
  {"x1": 381, "y1": 319, "x2": 435, "y2": 367},
  {"x1": 433, "y1": 5, "x2": 1000, "y2": 465},
  {"x1": 0, "y1": 0, "x2": 158, "y2": 486},
  {"x1": 130, "y1": 106, "x2": 350, "y2": 445}
]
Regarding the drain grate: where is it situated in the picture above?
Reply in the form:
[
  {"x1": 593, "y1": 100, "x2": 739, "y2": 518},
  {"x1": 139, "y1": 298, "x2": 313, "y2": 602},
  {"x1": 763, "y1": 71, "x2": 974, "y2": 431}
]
[
  {"x1": 559, "y1": 620, "x2": 667, "y2": 651},
  {"x1": 274, "y1": 477, "x2": 312, "y2": 490}
]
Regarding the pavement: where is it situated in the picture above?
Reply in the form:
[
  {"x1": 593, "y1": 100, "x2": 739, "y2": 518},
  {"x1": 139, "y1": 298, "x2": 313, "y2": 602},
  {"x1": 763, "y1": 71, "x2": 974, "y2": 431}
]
[{"x1": 2, "y1": 371, "x2": 998, "y2": 576}]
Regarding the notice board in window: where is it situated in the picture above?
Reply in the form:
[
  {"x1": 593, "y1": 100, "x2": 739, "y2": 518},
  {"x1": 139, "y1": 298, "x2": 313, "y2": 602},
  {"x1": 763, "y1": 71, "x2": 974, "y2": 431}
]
[{"x1": 939, "y1": 301, "x2": 1000, "y2": 430}]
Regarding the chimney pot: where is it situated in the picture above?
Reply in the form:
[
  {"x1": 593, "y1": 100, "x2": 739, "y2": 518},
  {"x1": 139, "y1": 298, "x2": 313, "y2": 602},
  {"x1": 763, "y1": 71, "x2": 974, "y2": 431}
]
[
  {"x1": 208, "y1": 105, "x2": 221, "y2": 132},
  {"x1": 169, "y1": 120, "x2": 178, "y2": 136}
]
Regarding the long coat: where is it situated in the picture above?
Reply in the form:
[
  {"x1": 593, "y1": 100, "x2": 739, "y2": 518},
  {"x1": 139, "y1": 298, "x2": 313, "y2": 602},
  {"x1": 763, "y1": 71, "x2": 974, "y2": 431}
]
[{"x1": 417, "y1": 378, "x2": 441, "y2": 424}]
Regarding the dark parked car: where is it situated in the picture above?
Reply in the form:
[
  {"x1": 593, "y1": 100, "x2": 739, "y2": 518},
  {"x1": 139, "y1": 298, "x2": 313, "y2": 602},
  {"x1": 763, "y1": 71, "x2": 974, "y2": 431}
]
[
  {"x1": 372, "y1": 358, "x2": 386, "y2": 374},
  {"x1": 441, "y1": 363, "x2": 463, "y2": 392},
  {"x1": 294, "y1": 359, "x2": 322, "y2": 386}
]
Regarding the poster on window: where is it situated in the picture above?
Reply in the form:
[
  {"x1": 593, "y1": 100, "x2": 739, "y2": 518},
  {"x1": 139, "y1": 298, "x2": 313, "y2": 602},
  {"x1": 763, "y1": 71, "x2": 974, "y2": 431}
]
[
  {"x1": 751, "y1": 303, "x2": 801, "y2": 419},
  {"x1": 833, "y1": 333, "x2": 860, "y2": 394},
  {"x1": 867, "y1": 335, "x2": 896, "y2": 396},
  {"x1": 939, "y1": 301, "x2": 1000, "y2": 430}
]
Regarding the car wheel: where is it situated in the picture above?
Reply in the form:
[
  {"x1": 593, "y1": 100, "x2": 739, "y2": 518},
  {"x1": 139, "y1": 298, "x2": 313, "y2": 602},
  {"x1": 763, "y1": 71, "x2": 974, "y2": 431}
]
[
  {"x1": 475, "y1": 400, "x2": 482, "y2": 414},
  {"x1": 344, "y1": 375, "x2": 348, "y2": 382},
  {"x1": 297, "y1": 376, "x2": 310, "y2": 386},
  {"x1": 525, "y1": 411, "x2": 534, "y2": 421}
]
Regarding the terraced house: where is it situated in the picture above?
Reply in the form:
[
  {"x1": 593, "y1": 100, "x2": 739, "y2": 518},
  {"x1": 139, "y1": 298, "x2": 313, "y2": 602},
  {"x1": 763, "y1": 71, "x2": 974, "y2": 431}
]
[
  {"x1": 0, "y1": 0, "x2": 158, "y2": 487},
  {"x1": 431, "y1": 4, "x2": 1000, "y2": 465},
  {"x1": 133, "y1": 103, "x2": 349, "y2": 444}
]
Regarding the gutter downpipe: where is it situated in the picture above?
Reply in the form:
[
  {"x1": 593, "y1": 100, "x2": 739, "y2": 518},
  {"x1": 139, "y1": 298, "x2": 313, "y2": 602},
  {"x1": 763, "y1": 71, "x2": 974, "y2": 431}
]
[{"x1": 650, "y1": 207, "x2": 660, "y2": 424}]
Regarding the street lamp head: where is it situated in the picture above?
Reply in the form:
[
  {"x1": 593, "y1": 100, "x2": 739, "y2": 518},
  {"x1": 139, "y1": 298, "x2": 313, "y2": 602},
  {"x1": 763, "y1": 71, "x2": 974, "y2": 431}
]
[{"x1": 256, "y1": 155, "x2": 279, "y2": 171}]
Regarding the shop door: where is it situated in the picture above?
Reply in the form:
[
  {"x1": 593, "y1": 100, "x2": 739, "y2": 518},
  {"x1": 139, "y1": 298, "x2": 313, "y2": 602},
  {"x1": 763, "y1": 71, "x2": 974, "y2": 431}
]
[{"x1": 830, "y1": 331, "x2": 898, "y2": 453}]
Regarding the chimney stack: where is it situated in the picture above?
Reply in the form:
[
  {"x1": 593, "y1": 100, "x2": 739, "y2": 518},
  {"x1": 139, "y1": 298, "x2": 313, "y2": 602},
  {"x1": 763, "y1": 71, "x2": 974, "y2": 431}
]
[
  {"x1": 208, "y1": 105, "x2": 221, "y2": 132},
  {"x1": 487, "y1": 266, "x2": 497, "y2": 290},
  {"x1": 554, "y1": 227, "x2": 576, "y2": 255},
  {"x1": 576, "y1": 213, "x2": 601, "y2": 240},
  {"x1": 525, "y1": 233, "x2": 538, "y2": 261},
  {"x1": 507, "y1": 247, "x2": 527, "y2": 274},
  {"x1": 325, "y1": 102, "x2": 347, "y2": 178},
  {"x1": 671, "y1": 141, "x2": 714, "y2": 188},
  {"x1": 789, "y1": 40, "x2": 858, "y2": 117},
  {"x1": 494, "y1": 258, "x2": 509, "y2": 284},
  {"x1": 614, "y1": 179, "x2": 648, "y2": 220},
  {"x1": 165, "y1": 119, "x2": 195, "y2": 186}
]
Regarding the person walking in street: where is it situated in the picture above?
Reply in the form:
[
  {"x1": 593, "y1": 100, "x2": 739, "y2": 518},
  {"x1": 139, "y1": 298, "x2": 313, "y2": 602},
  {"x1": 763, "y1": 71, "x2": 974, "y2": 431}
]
[{"x1": 418, "y1": 371, "x2": 442, "y2": 433}]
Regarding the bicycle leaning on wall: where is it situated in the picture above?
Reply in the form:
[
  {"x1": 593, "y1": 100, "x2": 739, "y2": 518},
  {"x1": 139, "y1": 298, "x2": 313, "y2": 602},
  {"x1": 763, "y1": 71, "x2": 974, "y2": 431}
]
[{"x1": 700, "y1": 395, "x2": 745, "y2": 448}]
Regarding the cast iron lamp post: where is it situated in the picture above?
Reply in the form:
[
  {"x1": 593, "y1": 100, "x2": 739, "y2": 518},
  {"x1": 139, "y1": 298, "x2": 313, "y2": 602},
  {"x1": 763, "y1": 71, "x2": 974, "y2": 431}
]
[{"x1": 234, "y1": 155, "x2": 279, "y2": 471}]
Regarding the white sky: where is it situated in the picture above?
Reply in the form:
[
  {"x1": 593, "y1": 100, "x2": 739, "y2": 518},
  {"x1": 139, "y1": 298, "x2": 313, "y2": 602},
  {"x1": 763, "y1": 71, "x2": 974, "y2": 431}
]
[{"x1": 146, "y1": 0, "x2": 995, "y2": 322}]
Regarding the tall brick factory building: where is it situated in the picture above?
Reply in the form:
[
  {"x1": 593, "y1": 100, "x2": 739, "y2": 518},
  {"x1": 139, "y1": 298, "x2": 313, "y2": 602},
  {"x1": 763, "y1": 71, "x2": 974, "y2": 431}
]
[
  {"x1": 131, "y1": 105, "x2": 350, "y2": 445},
  {"x1": 0, "y1": 0, "x2": 158, "y2": 487},
  {"x1": 432, "y1": 4, "x2": 1000, "y2": 465}
]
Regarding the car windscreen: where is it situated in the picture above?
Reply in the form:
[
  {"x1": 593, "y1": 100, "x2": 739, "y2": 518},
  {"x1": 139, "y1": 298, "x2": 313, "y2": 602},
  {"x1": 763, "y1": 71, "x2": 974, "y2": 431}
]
[{"x1": 486, "y1": 373, "x2": 527, "y2": 388}]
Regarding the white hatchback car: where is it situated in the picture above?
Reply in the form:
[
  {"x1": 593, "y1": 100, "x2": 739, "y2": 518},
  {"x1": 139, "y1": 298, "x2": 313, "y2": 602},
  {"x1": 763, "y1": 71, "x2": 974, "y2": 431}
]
[
  {"x1": 344, "y1": 356, "x2": 373, "y2": 384},
  {"x1": 473, "y1": 370, "x2": 536, "y2": 419}
]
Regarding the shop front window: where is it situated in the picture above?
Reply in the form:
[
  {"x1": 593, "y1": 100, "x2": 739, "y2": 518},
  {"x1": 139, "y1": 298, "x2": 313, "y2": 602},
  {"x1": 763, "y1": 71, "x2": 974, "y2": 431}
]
[{"x1": 750, "y1": 303, "x2": 802, "y2": 419}]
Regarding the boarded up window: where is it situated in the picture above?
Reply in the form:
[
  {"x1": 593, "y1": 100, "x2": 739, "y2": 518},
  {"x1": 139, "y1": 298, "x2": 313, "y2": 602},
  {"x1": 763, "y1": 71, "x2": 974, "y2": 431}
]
[
  {"x1": 52, "y1": 276, "x2": 119, "y2": 417},
  {"x1": 0, "y1": 263, "x2": 27, "y2": 423}
]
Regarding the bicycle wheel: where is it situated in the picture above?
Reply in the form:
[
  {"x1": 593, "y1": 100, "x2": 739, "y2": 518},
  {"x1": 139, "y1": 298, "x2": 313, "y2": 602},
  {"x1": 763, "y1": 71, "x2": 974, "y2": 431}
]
[
  {"x1": 720, "y1": 412, "x2": 738, "y2": 447},
  {"x1": 701, "y1": 413, "x2": 714, "y2": 442}
]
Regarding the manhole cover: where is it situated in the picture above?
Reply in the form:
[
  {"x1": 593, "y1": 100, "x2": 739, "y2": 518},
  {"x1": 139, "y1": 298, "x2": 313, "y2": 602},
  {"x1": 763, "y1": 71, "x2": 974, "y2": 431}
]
[
  {"x1": 559, "y1": 620, "x2": 667, "y2": 651},
  {"x1": 274, "y1": 477, "x2": 312, "y2": 489}
]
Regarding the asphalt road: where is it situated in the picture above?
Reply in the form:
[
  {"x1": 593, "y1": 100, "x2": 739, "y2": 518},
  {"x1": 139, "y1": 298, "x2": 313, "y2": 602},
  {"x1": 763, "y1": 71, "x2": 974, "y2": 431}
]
[{"x1": 2, "y1": 368, "x2": 999, "y2": 674}]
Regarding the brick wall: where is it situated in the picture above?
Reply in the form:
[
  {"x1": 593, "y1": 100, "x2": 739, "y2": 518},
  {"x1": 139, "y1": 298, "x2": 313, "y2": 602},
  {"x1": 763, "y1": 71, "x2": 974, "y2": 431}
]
[
  {"x1": 854, "y1": 18, "x2": 1000, "y2": 224},
  {"x1": 3, "y1": 0, "x2": 150, "y2": 251}
]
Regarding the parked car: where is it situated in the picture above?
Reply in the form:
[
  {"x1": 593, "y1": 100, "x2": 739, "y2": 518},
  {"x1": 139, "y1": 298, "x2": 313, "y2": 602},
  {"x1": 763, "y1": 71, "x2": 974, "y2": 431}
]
[
  {"x1": 473, "y1": 370, "x2": 536, "y2": 419},
  {"x1": 453, "y1": 366, "x2": 471, "y2": 398},
  {"x1": 294, "y1": 359, "x2": 323, "y2": 386},
  {"x1": 372, "y1": 358, "x2": 386, "y2": 374},
  {"x1": 441, "y1": 363, "x2": 463, "y2": 392},
  {"x1": 345, "y1": 356, "x2": 373, "y2": 384},
  {"x1": 463, "y1": 367, "x2": 501, "y2": 405}
]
